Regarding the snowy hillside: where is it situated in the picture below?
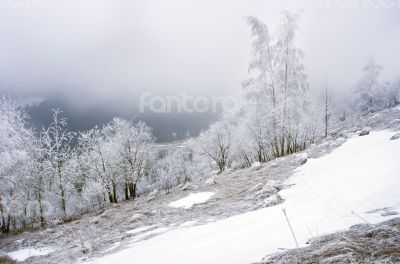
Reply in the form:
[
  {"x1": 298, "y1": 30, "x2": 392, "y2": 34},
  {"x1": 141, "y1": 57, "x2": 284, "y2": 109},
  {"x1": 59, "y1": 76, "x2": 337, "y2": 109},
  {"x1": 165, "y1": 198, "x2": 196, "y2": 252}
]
[
  {"x1": 80, "y1": 130, "x2": 399, "y2": 264},
  {"x1": 2, "y1": 92, "x2": 400, "y2": 264},
  {"x1": 1, "y1": 108, "x2": 400, "y2": 264}
]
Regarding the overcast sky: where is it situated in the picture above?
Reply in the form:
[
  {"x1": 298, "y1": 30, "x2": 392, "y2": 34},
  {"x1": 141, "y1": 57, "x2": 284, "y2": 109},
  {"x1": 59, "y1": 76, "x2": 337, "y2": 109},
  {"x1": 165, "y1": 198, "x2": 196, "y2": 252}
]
[{"x1": 1, "y1": 0, "x2": 399, "y2": 111}]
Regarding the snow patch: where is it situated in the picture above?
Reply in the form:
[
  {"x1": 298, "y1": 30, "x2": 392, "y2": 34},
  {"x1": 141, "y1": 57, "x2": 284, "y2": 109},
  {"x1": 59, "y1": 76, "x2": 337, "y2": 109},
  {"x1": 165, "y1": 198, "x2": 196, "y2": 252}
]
[
  {"x1": 126, "y1": 225, "x2": 156, "y2": 235},
  {"x1": 250, "y1": 162, "x2": 262, "y2": 171},
  {"x1": 205, "y1": 178, "x2": 215, "y2": 185},
  {"x1": 169, "y1": 192, "x2": 215, "y2": 209},
  {"x1": 180, "y1": 220, "x2": 198, "y2": 227},
  {"x1": 7, "y1": 247, "x2": 54, "y2": 262}
]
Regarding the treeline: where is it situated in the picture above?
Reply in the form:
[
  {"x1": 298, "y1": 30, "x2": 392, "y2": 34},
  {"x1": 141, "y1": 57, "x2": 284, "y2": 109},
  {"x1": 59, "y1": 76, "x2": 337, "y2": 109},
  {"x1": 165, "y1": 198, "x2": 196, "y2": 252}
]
[
  {"x1": 0, "y1": 104, "x2": 199, "y2": 233},
  {"x1": 353, "y1": 58, "x2": 400, "y2": 114}
]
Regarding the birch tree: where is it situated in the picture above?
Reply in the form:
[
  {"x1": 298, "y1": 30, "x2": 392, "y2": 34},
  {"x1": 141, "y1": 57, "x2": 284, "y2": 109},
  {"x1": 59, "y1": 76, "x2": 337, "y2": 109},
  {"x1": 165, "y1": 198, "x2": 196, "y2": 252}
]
[
  {"x1": 111, "y1": 119, "x2": 153, "y2": 200},
  {"x1": 323, "y1": 81, "x2": 333, "y2": 138},
  {"x1": 243, "y1": 11, "x2": 310, "y2": 159},
  {"x1": 198, "y1": 119, "x2": 232, "y2": 173},
  {"x1": 40, "y1": 109, "x2": 75, "y2": 218}
]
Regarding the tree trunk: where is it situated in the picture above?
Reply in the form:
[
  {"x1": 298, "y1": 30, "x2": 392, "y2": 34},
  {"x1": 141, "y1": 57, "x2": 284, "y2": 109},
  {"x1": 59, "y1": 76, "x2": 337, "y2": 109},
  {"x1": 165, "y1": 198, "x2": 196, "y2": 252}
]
[
  {"x1": 60, "y1": 184, "x2": 66, "y2": 217},
  {"x1": 38, "y1": 191, "x2": 45, "y2": 227},
  {"x1": 129, "y1": 183, "x2": 136, "y2": 199},
  {"x1": 58, "y1": 163, "x2": 66, "y2": 218},
  {"x1": 108, "y1": 192, "x2": 114, "y2": 204},
  {"x1": 0, "y1": 196, "x2": 10, "y2": 233},
  {"x1": 124, "y1": 182, "x2": 129, "y2": 201},
  {"x1": 112, "y1": 182, "x2": 117, "y2": 204}
]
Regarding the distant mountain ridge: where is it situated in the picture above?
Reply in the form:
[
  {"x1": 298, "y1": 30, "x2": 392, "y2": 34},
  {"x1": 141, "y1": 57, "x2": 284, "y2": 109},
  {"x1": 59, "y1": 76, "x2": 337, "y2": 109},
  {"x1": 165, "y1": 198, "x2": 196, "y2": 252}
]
[{"x1": 23, "y1": 98, "x2": 219, "y2": 142}]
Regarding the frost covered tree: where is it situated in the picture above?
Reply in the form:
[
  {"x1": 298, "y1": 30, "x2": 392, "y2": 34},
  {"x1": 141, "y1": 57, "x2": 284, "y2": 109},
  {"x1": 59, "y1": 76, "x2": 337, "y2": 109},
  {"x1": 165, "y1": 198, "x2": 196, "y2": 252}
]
[
  {"x1": 354, "y1": 58, "x2": 384, "y2": 114},
  {"x1": 323, "y1": 81, "x2": 333, "y2": 138},
  {"x1": 70, "y1": 118, "x2": 154, "y2": 205},
  {"x1": 198, "y1": 118, "x2": 232, "y2": 172},
  {"x1": 353, "y1": 57, "x2": 400, "y2": 113},
  {"x1": 72, "y1": 128, "x2": 110, "y2": 211},
  {"x1": 382, "y1": 81, "x2": 400, "y2": 108},
  {"x1": 231, "y1": 116, "x2": 258, "y2": 167},
  {"x1": 0, "y1": 98, "x2": 35, "y2": 232},
  {"x1": 0, "y1": 99, "x2": 165, "y2": 232},
  {"x1": 242, "y1": 11, "x2": 311, "y2": 159},
  {"x1": 40, "y1": 109, "x2": 75, "y2": 218},
  {"x1": 110, "y1": 119, "x2": 153, "y2": 200},
  {"x1": 89, "y1": 126, "x2": 122, "y2": 204},
  {"x1": 30, "y1": 132, "x2": 51, "y2": 226},
  {"x1": 156, "y1": 149, "x2": 193, "y2": 193}
]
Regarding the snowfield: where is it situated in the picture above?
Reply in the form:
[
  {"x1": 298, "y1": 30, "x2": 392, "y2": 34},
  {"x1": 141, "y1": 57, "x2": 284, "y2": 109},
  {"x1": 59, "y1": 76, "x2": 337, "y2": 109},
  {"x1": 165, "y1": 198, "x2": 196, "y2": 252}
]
[
  {"x1": 168, "y1": 192, "x2": 215, "y2": 209},
  {"x1": 87, "y1": 130, "x2": 400, "y2": 264}
]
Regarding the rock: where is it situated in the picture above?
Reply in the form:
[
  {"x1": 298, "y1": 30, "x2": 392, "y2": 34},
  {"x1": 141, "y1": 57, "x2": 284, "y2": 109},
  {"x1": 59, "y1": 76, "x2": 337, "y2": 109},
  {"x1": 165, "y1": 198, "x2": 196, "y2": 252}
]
[
  {"x1": 330, "y1": 137, "x2": 346, "y2": 148},
  {"x1": 205, "y1": 178, "x2": 215, "y2": 186},
  {"x1": 252, "y1": 180, "x2": 281, "y2": 204},
  {"x1": 389, "y1": 119, "x2": 400, "y2": 129},
  {"x1": 129, "y1": 213, "x2": 144, "y2": 223},
  {"x1": 81, "y1": 241, "x2": 92, "y2": 254},
  {"x1": 261, "y1": 180, "x2": 279, "y2": 194},
  {"x1": 90, "y1": 217, "x2": 100, "y2": 225},
  {"x1": 90, "y1": 212, "x2": 110, "y2": 224},
  {"x1": 381, "y1": 211, "x2": 398, "y2": 216},
  {"x1": 147, "y1": 189, "x2": 158, "y2": 202},
  {"x1": 295, "y1": 153, "x2": 308, "y2": 165},
  {"x1": 263, "y1": 194, "x2": 283, "y2": 207},
  {"x1": 181, "y1": 182, "x2": 192, "y2": 191},
  {"x1": 390, "y1": 132, "x2": 400, "y2": 140},
  {"x1": 359, "y1": 127, "x2": 371, "y2": 136},
  {"x1": 250, "y1": 162, "x2": 262, "y2": 171}
]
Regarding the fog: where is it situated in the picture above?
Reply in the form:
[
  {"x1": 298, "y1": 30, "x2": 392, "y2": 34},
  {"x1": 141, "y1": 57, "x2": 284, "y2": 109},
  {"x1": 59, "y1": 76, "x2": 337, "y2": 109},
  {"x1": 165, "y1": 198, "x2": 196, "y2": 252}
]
[{"x1": 1, "y1": 0, "x2": 399, "y2": 140}]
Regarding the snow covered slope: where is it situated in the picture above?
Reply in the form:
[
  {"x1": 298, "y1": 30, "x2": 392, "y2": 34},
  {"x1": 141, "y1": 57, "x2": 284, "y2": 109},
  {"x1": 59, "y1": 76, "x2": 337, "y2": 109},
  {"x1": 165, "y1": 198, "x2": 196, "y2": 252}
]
[{"x1": 88, "y1": 130, "x2": 400, "y2": 264}]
